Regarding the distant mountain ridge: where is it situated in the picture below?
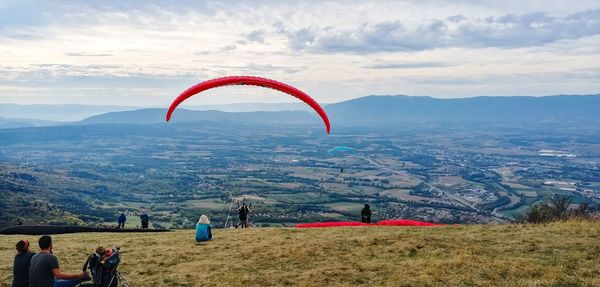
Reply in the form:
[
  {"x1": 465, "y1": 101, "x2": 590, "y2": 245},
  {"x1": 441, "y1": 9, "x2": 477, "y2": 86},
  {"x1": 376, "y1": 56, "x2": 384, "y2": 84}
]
[
  {"x1": 326, "y1": 94, "x2": 600, "y2": 125},
  {"x1": 0, "y1": 103, "x2": 139, "y2": 121},
  {"x1": 78, "y1": 94, "x2": 600, "y2": 127},
  {"x1": 0, "y1": 102, "x2": 311, "y2": 122},
  {"x1": 80, "y1": 108, "x2": 318, "y2": 125},
  {"x1": 0, "y1": 116, "x2": 60, "y2": 129},
  {"x1": 185, "y1": 102, "x2": 311, "y2": 112},
  {"x1": 2, "y1": 94, "x2": 599, "y2": 129}
]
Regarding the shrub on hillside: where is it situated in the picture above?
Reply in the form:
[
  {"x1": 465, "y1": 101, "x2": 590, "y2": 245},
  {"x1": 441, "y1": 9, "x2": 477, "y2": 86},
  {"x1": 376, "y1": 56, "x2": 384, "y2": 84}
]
[{"x1": 520, "y1": 196, "x2": 598, "y2": 223}]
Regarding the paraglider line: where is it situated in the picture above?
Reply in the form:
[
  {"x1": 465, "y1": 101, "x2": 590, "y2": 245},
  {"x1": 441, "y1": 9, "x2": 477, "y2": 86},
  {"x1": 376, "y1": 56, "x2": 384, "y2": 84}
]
[{"x1": 224, "y1": 188, "x2": 234, "y2": 228}]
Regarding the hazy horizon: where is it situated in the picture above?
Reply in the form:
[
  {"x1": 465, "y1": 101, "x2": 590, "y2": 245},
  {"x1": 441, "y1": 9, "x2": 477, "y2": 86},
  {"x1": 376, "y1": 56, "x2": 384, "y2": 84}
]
[{"x1": 2, "y1": 93, "x2": 600, "y2": 108}]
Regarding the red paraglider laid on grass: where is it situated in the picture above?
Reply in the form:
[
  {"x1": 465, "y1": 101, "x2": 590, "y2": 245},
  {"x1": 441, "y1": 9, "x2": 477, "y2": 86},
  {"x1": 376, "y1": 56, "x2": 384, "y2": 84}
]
[
  {"x1": 166, "y1": 76, "x2": 331, "y2": 134},
  {"x1": 295, "y1": 219, "x2": 444, "y2": 228}
]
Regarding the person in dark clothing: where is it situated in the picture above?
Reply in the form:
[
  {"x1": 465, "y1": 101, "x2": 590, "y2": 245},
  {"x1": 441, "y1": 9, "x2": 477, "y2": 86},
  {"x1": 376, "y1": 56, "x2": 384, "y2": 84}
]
[
  {"x1": 12, "y1": 239, "x2": 36, "y2": 287},
  {"x1": 361, "y1": 204, "x2": 372, "y2": 223},
  {"x1": 29, "y1": 235, "x2": 89, "y2": 287},
  {"x1": 236, "y1": 203, "x2": 252, "y2": 228},
  {"x1": 117, "y1": 213, "x2": 126, "y2": 229},
  {"x1": 140, "y1": 213, "x2": 149, "y2": 229}
]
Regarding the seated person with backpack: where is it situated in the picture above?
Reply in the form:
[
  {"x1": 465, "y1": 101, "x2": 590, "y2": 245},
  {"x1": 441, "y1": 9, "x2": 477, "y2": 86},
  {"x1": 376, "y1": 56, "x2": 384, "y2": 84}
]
[
  {"x1": 83, "y1": 246, "x2": 121, "y2": 287},
  {"x1": 195, "y1": 215, "x2": 212, "y2": 242}
]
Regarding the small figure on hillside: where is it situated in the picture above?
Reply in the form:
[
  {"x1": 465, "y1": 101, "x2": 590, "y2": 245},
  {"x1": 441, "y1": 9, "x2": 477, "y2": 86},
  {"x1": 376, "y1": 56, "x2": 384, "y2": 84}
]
[
  {"x1": 361, "y1": 204, "x2": 372, "y2": 224},
  {"x1": 117, "y1": 213, "x2": 127, "y2": 229},
  {"x1": 236, "y1": 203, "x2": 252, "y2": 228},
  {"x1": 195, "y1": 215, "x2": 213, "y2": 242},
  {"x1": 140, "y1": 212, "x2": 149, "y2": 229},
  {"x1": 12, "y1": 239, "x2": 36, "y2": 287}
]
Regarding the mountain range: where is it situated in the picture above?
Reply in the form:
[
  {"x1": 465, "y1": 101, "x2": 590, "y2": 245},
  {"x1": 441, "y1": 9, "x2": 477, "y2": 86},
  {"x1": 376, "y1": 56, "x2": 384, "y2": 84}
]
[
  {"x1": 1, "y1": 94, "x2": 599, "y2": 129},
  {"x1": 0, "y1": 116, "x2": 60, "y2": 129}
]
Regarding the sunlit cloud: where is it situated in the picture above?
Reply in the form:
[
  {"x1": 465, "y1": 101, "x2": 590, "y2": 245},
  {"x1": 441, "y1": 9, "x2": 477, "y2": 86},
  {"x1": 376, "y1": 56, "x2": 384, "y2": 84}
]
[{"x1": 0, "y1": 0, "x2": 599, "y2": 105}]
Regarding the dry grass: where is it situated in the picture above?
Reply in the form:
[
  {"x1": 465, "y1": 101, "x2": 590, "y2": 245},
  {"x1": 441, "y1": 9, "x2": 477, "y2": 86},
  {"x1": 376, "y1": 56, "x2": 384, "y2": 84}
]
[{"x1": 1, "y1": 221, "x2": 599, "y2": 286}]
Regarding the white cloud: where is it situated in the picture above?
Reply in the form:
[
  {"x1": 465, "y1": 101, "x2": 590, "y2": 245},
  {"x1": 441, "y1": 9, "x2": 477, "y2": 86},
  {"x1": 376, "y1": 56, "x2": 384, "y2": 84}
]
[
  {"x1": 0, "y1": 0, "x2": 599, "y2": 105},
  {"x1": 283, "y1": 9, "x2": 600, "y2": 53}
]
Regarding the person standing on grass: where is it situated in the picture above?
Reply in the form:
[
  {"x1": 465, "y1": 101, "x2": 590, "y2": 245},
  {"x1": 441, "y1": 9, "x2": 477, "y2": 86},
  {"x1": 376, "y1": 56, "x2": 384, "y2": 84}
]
[
  {"x1": 117, "y1": 212, "x2": 127, "y2": 229},
  {"x1": 12, "y1": 239, "x2": 36, "y2": 287},
  {"x1": 361, "y1": 204, "x2": 372, "y2": 223},
  {"x1": 140, "y1": 212, "x2": 149, "y2": 229},
  {"x1": 236, "y1": 203, "x2": 252, "y2": 228},
  {"x1": 29, "y1": 235, "x2": 90, "y2": 287}
]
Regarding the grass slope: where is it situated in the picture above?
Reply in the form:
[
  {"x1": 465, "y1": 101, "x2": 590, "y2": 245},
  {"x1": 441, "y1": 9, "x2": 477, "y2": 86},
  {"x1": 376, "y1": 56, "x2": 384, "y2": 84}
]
[{"x1": 1, "y1": 221, "x2": 599, "y2": 286}]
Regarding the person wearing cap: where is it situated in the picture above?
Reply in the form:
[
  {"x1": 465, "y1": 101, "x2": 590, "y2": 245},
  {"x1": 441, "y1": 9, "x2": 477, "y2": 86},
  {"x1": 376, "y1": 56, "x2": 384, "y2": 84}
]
[{"x1": 12, "y1": 239, "x2": 36, "y2": 287}]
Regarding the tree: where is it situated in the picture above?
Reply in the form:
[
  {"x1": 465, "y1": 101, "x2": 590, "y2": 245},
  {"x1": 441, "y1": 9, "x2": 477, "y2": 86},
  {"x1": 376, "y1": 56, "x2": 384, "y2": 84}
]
[
  {"x1": 521, "y1": 196, "x2": 598, "y2": 223},
  {"x1": 549, "y1": 196, "x2": 572, "y2": 220}
]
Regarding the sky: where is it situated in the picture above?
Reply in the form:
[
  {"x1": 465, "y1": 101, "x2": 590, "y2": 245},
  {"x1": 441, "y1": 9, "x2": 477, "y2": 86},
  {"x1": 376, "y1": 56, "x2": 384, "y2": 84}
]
[{"x1": 1, "y1": 0, "x2": 599, "y2": 106}]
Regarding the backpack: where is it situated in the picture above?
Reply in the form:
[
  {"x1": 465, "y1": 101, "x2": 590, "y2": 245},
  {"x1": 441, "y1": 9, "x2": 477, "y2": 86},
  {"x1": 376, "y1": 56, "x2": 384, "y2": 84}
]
[{"x1": 83, "y1": 248, "x2": 120, "y2": 287}]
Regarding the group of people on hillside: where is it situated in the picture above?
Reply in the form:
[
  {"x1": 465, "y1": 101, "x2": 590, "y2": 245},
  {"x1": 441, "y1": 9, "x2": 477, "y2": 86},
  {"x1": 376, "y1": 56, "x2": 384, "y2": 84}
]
[
  {"x1": 7, "y1": 203, "x2": 372, "y2": 285},
  {"x1": 115, "y1": 211, "x2": 149, "y2": 229},
  {"x1": 12, "y1": 236, "x2": 91, "y2": 287}
]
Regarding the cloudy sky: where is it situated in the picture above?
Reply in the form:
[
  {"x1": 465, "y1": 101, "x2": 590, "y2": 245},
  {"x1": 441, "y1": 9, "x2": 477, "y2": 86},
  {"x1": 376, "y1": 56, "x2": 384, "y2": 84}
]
[{"x1": 1, "y1": 0, "x2": 599, "y2": 106}]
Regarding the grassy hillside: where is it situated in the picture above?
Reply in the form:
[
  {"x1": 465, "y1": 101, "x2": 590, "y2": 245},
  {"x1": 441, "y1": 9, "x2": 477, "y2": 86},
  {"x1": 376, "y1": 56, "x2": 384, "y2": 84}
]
[{"x1": 1, "y1": 221, "x2": 599, "y2": 286}]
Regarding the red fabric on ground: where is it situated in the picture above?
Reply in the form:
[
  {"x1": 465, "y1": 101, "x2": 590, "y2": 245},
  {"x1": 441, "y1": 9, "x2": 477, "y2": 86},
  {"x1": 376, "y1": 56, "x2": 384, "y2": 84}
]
[
  {"x1": 295, "y1": 219, "x2": 443, "y2": 228},
  {"x1": 375, "y1": 219, "x2": 443, "y2": 226},
  {"x1": 295, "y1": 221, "x2": 369, "y2": 228}
]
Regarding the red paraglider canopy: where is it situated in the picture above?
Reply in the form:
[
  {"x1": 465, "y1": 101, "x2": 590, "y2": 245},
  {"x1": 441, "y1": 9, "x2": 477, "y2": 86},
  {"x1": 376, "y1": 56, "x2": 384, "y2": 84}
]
[
  {"x1": 296, "y1": 221, "x2": 370, "y2": 228},
  {"x1": 295, "y1": 219, "x2": 443, "y2": 228},
  {"x1": 166, "y1": 76, "x2": 331, "y2": 134}
]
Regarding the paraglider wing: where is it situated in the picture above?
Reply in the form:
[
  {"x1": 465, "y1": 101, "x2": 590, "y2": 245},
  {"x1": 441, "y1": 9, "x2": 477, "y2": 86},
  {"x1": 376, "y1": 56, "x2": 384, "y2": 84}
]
[
  {"x1": 295, "y1": 219, "x2": 444, "y2": 228},
  {"x1": 166, "y1": 76, "x2": 331, "y2": 134}
]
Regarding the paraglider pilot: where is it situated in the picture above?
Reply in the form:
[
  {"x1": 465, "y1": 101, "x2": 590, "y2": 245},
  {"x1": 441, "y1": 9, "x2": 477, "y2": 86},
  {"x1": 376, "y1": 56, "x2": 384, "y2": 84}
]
[
  {"x1": 361, "y1": 204, "x2": 372, "y2": 224},
  {"x1": 236, "y1": 203, "x2": 252, "y2": 228}
]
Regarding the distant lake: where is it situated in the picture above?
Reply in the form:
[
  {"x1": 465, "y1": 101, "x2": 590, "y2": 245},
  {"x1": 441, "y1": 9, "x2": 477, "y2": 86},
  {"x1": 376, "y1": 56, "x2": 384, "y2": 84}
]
[{"x1": 328, "y1": 146, "x2": 355, "y2": 156}]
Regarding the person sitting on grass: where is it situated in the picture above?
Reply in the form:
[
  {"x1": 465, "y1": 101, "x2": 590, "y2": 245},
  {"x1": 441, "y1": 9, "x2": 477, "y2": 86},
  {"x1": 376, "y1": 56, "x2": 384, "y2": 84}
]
[
  {"x1": 195, "y1": 215, "x2": 213, "y2": 242},
  {"x1": 12, "y1": 239, "x2": 36, "y2": 287},
  {"x1": 29, "y1": 235, "x2": 90, "y2": 287}
]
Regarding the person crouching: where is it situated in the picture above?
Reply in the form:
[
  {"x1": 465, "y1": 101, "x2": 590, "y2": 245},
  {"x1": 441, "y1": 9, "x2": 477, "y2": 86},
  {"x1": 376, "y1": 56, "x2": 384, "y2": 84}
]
[{"x1": 195, "y1": 215, "x2": 213, "y2": 242}]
